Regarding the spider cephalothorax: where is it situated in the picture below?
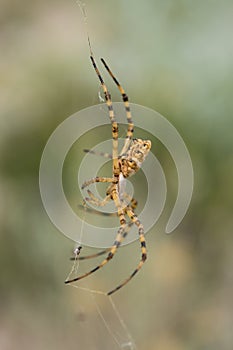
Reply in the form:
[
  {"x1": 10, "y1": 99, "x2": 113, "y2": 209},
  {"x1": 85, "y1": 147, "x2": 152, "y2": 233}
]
[{"x1": 120, "y1": 138, "x2": 151, "y2": 178}]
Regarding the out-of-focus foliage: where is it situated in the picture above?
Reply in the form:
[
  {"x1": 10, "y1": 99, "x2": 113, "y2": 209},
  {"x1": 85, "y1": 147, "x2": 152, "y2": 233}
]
[{"x1": 0, "y1": 1, "x2": 232, "y2": 349}]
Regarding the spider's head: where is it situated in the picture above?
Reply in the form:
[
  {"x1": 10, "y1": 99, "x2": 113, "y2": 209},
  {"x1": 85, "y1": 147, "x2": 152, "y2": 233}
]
[{"x1": 120, "y1": 138, "x2": 151, "y2": 178}]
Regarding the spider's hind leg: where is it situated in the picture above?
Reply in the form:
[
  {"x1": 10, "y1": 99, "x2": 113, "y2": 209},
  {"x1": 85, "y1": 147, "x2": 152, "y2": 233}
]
[
  {"x1": 107, "y1": 207, "x2": 147, "y2": 296},
  {"x1": 65, "y1": 223, "x2": 128, "y2": 285},
  {"x1": 69, "y1": 221, "x2": 133, "y2": 262}
]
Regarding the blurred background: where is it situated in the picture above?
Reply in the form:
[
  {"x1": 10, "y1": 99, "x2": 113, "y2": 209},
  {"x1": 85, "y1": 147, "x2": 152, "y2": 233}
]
[{"x1": 0, "y1": 0, "x2": 233, "y2": 349}]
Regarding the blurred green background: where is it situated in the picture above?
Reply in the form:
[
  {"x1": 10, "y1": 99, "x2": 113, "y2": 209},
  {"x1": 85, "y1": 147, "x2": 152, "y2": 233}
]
[{"x1": 1, "y1": 0, "x2": 233, "y2": 349}]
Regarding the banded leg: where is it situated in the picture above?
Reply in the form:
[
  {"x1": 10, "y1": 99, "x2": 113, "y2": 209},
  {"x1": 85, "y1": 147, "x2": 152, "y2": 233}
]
[
  {"x1": 85, "y1": 188, "x2": 137, "y2": 210},
  {"x1": 85, "y1": 189, "x2": 111, "y2": 207},
  {"x1": 78, "y1": 195, "x2": 137, "y2": 218},
  {"x1": 126, "y1": 207, "x2": 147, "y2": 263},
  {"x1": 70, "y1": 222, "x2": 133, "y2": 261},
  {"x1": 70, "y1": 248, "x2": 110, "y2": 261},
  {"x1": 90, "y1": 56, "x2": 120, "y2": 178},
  {"x1": 81, "y1": 177, "x2": 114, "y2": 190},
  {"x1": 107, "y1": 207, "x2": 147, "y2": 296},
  {"x1": 111, "y1": 185, "x2": 127, "y2": 228},
  {"x1": 123, "y1": 193, "x2": 138, "y2": 210},
  {"x1": 101, "y1": 58, "x2": 134, "y2": 155},
  {"x1": 65, "y1": 223, "x2": 128, "y2": 284}
]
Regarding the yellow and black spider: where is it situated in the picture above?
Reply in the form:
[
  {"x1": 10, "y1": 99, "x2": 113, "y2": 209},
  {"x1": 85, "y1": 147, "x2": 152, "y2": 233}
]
[{"x1": 65, "y1": 55, "x2": 151, "y2": 295}]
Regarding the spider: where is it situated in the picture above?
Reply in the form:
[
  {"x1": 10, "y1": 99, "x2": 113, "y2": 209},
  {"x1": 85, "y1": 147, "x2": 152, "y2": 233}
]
[{"x1": 65, "y1": 54, "x2": 151, "y2": 295}]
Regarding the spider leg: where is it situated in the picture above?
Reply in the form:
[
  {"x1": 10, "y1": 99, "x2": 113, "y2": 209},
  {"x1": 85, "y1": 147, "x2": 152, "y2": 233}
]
[
  {"x1": 81, "y1": 177, "x2": 114, "y2": 189},
  {"x1": 70, "y1": 222, "x2": 133, "y2": 261},
  {"x1": 70, "y1": 248, "x2": 111, "y2": 261},
  {"x1": 85, "y1": 190, "x2": 111, "y2": 207},
  {"x1": 107, "y1": 207, "x2": 147, "y2": 296},
  {"x1": 122, "y1": 193, "x2": 138, "y2": 210},
  {"x1": 83, "y1": 149, "x2": 112, "y2": 159},
  {"x1": 85, "y1": 188, "x2": 137, "y2": 211},
  {"x1": 78, "y1": 204, "x2": 118, "y2": 217},
  {"x1": 78, "y1": 195, "x2": 137, "y2": 216},
  {"x1": 78, "y1": 197, "x2": 137, "y2": 226},
  {"x1": 100, "y1": 58, "x2": 134, "y2": 155},
  {"x1": 90, "y1": 56, "x2": 120, "y2": 178},
  {"x1": 65, "y1": 223, "x2": 128, "y2": 284}
]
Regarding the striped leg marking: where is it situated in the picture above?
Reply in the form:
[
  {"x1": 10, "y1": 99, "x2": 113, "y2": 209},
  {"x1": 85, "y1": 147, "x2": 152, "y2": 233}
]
[
  {"x1": 90, "y1": 56, "x2": 120, "y2": 177},
  {"x1": 65, "y1": 224, "x2": 127, "y2": 284},
  {"x1": 107, "y1": 208, "x2": 147, "y2": 296},
  {"x1": 100, "y1": 58, "x2": 134, "y2": 155},
  {"x1": 69, "y1": 222, "x2": 133, "y2": 262}
]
